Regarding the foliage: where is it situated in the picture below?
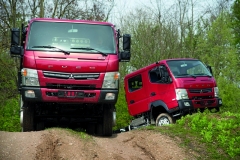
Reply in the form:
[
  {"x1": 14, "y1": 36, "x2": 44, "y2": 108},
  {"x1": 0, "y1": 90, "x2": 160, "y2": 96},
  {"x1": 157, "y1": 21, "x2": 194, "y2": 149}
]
[
  {"x1": 0, "y1": 98, "x2": 21, "y2": 132},
  {"x1": 217, "y1": 76, "x2": 240, "y2": 113},
  {"x1": 0, "y1": 51, "x2": 19, "y2": 105},
  {"x1": 231, "y1": 0, "x2": 240, "y2": 48},
  {"x1": 49, "y1": 128, "x2": 92, "y2": 140},
  {"x1": 175, "y1": 111, "x2": 240, "y2": 159},
  {"x1": 114, "y1": 87, "x2": 133, "y2": 130},
  {"x1": 0, "y1": 1, "x2": 240, "y2": 160}
]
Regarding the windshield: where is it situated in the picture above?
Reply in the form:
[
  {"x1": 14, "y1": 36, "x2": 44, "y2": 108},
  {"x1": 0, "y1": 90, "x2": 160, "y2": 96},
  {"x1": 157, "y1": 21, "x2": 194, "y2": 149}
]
[
  {"x1": 27, "y1": 21, "x2": 116, "y2": 54},
  {"x1": 167, "y1": 60, "x2": 212, "y2": 78}
]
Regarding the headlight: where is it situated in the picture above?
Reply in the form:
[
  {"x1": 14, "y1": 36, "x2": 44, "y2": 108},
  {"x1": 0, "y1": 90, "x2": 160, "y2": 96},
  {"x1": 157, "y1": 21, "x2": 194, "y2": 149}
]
[
  {"x1": 21, "y1": 68, "x2": 39, "y2": 86},
  {"x1": 214, "y1": 87, "x2": 219, "y2": 97},
  {"x1": 175, "y1": 89, "x2": 189, "y2": 100},
  {"x1": 102, "y1": 72, "x2": 119, "y2": 89}
]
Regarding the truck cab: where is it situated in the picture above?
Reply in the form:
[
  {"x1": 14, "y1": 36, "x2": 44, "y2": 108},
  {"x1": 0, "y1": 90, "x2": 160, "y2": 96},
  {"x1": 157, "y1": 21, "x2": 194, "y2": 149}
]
[
  {"x1": 10, "y1": 18, "x2": 131, "y2": 136},
  {"x1": 124, "y1": 58, "x2": 222, "y2": 128}
]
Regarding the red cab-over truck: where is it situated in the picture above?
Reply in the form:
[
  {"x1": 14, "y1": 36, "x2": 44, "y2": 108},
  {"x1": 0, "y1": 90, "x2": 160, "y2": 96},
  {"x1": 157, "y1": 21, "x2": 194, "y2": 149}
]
[
  {"x1": 123, "y1": 58, "x2": 222, "y2": 130},
  {"x1": 10, "y1": 18, "x2": 131, "y2": 136}
]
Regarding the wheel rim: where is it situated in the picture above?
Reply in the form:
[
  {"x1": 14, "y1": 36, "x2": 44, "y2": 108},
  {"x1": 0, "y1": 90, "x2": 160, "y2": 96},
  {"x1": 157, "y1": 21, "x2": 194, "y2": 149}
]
[
  {"x1": 158, "y1": 116, "x2": 170, "y2": 126},
  {"x1": 20, "y1": 97, "x2": 23, "y2": 127}
]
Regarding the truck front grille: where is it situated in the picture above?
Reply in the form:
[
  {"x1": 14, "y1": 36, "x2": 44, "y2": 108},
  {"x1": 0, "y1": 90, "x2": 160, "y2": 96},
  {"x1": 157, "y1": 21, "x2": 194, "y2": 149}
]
[
  {"x1": 188, "y1": 88, "x2": 213, "y2": 100},
  {"x1": 189, "y1": 88, "x2": 212, "y2": 93},
  {"x1": 43, "y1": 71, "x2": 100, "y2": 80},
  {"x1": 46, "y1": 83, "x2": 96, "y2": 90}
]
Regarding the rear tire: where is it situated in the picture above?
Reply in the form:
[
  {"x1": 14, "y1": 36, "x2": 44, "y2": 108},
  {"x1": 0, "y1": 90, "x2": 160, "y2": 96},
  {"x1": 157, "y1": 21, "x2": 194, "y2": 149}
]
[{"x1": 155, "y1": 113, "x2": 174, "y2": 126}]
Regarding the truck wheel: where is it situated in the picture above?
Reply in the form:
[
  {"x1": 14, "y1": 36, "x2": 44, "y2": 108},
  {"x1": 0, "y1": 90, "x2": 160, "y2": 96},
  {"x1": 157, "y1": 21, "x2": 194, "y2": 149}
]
[
  {"x1": 36, "y1": 122, "x2": 45, "y2": 131},
  {"x1": 102, "y1": 105, "x2": 113, "y2": 136},
  {"x1": 96, "y1": 124, "x2": 103, "y2": 136},
  {"x1": 156, "y1": 113, "x2": 173, "y2": 126},
  {"x1": 96, "y1": 105, "x2": 113, "y2": 136},
  {"x1": 22, "y1": 103, "x2": 35, "y2": 132},
  {"x1": 86, "y1": 123, "x2": 95, "y2": 135}
]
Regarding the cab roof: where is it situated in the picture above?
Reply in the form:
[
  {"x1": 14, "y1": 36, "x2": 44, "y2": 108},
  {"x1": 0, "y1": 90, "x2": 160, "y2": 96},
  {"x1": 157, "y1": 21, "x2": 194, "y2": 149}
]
[{"x1": 29, "y1": 18, "x2": 114, "y2": 27}]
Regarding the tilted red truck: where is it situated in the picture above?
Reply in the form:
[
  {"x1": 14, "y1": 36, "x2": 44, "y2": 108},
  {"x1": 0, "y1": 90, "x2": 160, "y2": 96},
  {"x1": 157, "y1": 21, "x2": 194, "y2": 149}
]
[
  {"x1": 123, "y1": 58, "x2": 222, "y2": 130},
  {"x1": 10, "y1": 18, "x2": 131, "y2": 136}
]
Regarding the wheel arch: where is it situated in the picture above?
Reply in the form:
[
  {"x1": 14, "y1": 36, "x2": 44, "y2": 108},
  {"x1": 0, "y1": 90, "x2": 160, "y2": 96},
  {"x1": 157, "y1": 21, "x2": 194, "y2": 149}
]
[{"x1": 149, "y1": 100, "x2": 170, "y2": 122}]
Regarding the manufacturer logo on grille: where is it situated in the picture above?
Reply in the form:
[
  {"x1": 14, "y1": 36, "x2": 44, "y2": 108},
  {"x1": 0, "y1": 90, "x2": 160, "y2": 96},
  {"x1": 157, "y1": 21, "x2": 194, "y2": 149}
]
[{"x1": 69, "y1": 74, "x2": 74, "y2": 79}]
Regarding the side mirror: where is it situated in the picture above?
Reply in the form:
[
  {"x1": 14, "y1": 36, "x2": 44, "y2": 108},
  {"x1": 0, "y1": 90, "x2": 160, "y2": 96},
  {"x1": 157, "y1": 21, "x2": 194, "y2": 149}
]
[
  {"x1": 123, "y1": 34, "x2": 131, "y2": 51},
  {"x1": 119, "y1": 34, "x2": 131, "y2": 62},
  {"x1": 207, "y1": 66, "x2": 213, "y2": 74},
  {"x1": 119, "y1": 51, "x2": 130, "y2": 62},
  {"x1": 10, "y1": 28, "x2": 22, "y2": 56},
  {"x1": 11, "y1": 28, "x2": 20, "y2": 46}
]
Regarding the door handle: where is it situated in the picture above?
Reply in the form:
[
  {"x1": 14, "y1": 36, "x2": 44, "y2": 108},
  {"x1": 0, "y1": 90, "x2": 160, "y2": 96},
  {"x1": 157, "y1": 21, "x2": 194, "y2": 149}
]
[
  {"x1": 151, "y1": 92, "x2": 156, "y2": 96},
  {"x1": 130, "y1": 100, "x2": 134, "y2": 104}
]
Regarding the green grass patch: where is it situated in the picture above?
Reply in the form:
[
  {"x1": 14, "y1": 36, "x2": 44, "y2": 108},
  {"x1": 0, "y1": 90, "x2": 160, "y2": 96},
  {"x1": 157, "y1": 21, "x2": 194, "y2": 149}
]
[
  {"x1": 149, "y1": 110, "x2": 240, "y2": 160},
  {"x1": 47, "y1": 127, "x2": 92, "y2": 140},
  {"x1": 0, "y1": 97, "x2": 21, "y2": 132}
]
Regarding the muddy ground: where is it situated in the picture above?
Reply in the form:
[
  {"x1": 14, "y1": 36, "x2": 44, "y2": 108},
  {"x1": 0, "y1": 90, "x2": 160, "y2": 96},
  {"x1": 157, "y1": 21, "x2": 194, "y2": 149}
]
[{"x1": 0, "y1": 128, "x2": 199, "y2": 160}]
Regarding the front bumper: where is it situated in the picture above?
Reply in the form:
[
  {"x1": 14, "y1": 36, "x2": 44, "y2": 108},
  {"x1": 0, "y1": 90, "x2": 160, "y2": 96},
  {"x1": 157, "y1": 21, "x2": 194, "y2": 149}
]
[
  {"x1": 176, "y1": 98, "x2": 222, "y2": 114},
  {"x1": 169, "y1": 98, "x2": 222, "y2": 117},
  {"x1": 190, "y1": 98, "x2": 222, "y2": 109},
  {"x1": 21, "y1": 87, "x2": 118, "y2": 104}
]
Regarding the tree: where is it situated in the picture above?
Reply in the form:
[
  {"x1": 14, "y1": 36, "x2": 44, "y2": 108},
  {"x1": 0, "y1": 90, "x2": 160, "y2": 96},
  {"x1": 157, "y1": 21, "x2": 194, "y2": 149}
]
[
  {"x1": 193, "y1": 12, "x2": 240, "y2": 111},
  {"x1": 231, "y1": 0, "x2": 240, "y2": 50}
]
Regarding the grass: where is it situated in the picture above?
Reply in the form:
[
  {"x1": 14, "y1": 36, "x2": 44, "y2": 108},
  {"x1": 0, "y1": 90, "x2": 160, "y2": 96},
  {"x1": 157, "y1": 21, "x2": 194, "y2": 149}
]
[
  {"x1": 46, "y1": 127, "x2": 92, "y2": 140},
  {"x1": 143, "y1": 109, "x2": 240, "y2": 160}
]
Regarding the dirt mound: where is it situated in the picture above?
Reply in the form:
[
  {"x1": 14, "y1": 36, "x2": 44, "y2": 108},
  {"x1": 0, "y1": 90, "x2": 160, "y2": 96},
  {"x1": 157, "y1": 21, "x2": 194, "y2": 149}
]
[{"x1": 0, "y1": 128, "x2": 198, "y2": 160}]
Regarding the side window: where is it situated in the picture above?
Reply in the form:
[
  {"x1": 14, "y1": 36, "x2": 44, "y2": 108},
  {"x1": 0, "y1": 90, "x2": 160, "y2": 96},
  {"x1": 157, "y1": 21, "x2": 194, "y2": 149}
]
[
  {"x1": 149, "y1": 71, "x2": 160, "y2": 83},
  {"x1": 128, "y1": 75, "x2": 143, "y2": 92},
  {"x1": 149, "y1": 65, "x2": 172, "y2": 84}
]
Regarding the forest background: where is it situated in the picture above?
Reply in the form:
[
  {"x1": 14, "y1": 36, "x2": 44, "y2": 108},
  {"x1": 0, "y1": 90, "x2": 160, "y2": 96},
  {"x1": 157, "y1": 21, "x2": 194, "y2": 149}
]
[{"x1": 0, "y1": 0, "x2": 240, "y2": 158}]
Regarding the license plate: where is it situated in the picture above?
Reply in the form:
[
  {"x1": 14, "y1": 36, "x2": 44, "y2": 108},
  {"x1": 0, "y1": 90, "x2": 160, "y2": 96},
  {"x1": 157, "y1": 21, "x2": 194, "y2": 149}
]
[{"x1": 58, "y1": 91, "x2": 84, "y2": 98}]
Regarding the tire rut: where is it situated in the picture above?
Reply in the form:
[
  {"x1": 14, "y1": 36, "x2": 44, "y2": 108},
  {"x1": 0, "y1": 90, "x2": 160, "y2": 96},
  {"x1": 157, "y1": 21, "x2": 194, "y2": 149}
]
[
  {"x1": 35, "y1": 131, "x2": 61, "y2": 160},
  {"x1": 134, "y1": 142, "x2": 156, "y2": 160}
]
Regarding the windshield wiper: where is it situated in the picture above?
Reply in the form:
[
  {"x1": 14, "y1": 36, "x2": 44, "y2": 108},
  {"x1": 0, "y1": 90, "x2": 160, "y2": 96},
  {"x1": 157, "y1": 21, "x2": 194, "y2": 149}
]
[
  {"x1": 177, "y1": 74, "x2": 196, "y2": 78},
  {"x1": 70, "y1": 47, "x2": 107, "y2": 56},
  {"x1": 194, "y1": 73, "x2": 212, "y2": 77},
  {"x1": 31, "y1": 45, "x2": 70, "y2": 55}
]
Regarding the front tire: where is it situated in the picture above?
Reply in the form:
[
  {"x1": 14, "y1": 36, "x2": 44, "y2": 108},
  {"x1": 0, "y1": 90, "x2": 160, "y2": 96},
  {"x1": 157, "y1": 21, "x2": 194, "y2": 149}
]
[
  {"x1": 22, "y1": 102, "x2": 34, "y2": 132},
  {"x1": 86, "y1": 123, "x2": 96, "y2": 135},
  {"x1": 102, "y1": 105, "x2": 113, "y2": 136},
  {"x1": 155, "y1": 113, "x2": 173, "y2": 126},
  {"x1": 36, "y1": 122, "x2": 45, "y2": 131},
  {"x1": 97, "y1": 105, "x2": 113, "y2": 136}
]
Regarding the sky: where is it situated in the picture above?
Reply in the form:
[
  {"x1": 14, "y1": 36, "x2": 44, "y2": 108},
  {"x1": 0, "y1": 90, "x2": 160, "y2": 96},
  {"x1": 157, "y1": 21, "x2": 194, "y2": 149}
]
[
  {"x1": 109, "y1": 0, "x2": 187, "y2": 25},
  {"x1": 108, "y1": 0, "x2": 219, "y2": 26},
  {"x1": 109, "y1": 0, "x2": 155, "y2": 25}
]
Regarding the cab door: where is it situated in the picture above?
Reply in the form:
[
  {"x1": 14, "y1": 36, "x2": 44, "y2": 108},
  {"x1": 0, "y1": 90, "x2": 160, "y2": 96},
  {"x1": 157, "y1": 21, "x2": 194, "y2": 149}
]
[
  {"x1": 148, "y1": 65, "x2": 176, "y2": 109},
  {"x1": 125, "y1": 73, "x2": 149, "y2": 116}
]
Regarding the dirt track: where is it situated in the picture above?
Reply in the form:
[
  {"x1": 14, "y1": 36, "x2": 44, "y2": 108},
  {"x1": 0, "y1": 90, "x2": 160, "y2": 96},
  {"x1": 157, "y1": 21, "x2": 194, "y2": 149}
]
[{"x1": 0, "y1": 128, "x2": 198, "y2": 160}]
